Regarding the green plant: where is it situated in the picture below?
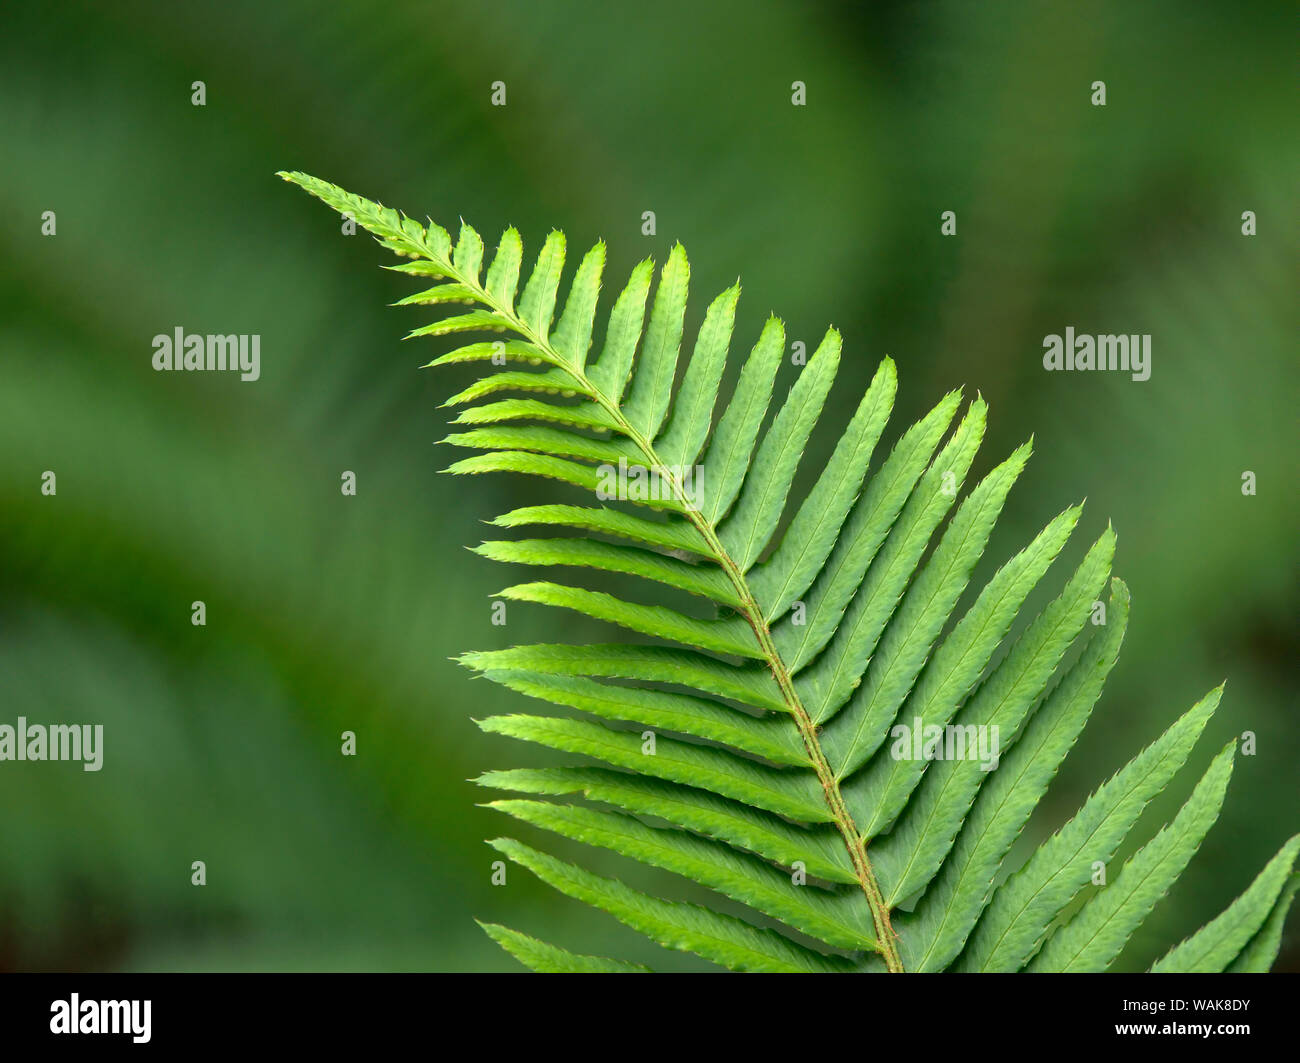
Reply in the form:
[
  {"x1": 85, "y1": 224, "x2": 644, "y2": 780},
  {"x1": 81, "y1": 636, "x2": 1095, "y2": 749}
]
[{"x1": 280, "y1": 171, "x2": 1298, "y2": 973}]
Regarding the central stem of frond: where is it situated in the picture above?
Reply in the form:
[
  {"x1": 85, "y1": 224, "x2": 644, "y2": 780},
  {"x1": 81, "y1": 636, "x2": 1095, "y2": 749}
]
[{"x1": 423, "y1": 238, "x2": 904, "y2": 972}]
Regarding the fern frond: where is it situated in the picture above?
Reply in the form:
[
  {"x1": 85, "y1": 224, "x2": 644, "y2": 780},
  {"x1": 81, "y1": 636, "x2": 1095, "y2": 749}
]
[
  {"x1": 476, "y1": 921, "x2": 649, "y2": 973},
  {"x1": 281, "y1": 171, "x2": 1297, "y2": 972}
]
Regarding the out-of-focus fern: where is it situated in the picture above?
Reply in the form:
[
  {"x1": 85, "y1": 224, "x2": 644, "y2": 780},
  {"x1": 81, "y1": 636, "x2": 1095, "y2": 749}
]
[{"x1": 281, "y1": 171, "x2": 1298, "y2": 973}]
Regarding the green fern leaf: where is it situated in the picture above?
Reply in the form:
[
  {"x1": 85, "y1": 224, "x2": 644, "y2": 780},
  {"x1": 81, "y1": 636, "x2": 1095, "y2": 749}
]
[
  {"x1": 475, "y1": 538, "x2": 743, "y2": 608},
  {"x1": 476, "y1": 922, "x2": 649, "y2": 973},
  {"x1": 1226, "y1": 875, "x2": 1300, "y2": 973},
  {"x1": 621, "y1": 245, "x2": 688, "y2": 437},
  {"x1": 487, "y1": 799, "x2": 877, "y2": 950},
  {"x1": 477, "y1": 670, "x2": 805, "y2": 765},
  {"x1": 516, "y1": 231, "x2": 566, "y2": 340},
  {"x1": 552, "y1": 242, "x2": 605, "y2": 367},
  {"x1": 796, "y1": 398, "x2": 987, "y2": 727},
  {"x1": 654, "y1": 285, "x2": 740, "y2": 470},
  {"x1": 486, "y1": 838, "x2": 855, "y2": 972},
  {"x1": 281, "y1": 171, "x2": 1297, "y2": 973},
  {"x1": 775, "y1": 388, "x2": 960, "y2": 670},
  {"x1": 719, "y1": 328, "x2": 840, "y2": 571},
  {"x1": 749, "y1": 355, "x2": 895, "y2": 622},
  {"x1": 1151, "y1": 834, "x2": 1300, "y2": 972},
  {"x1": 902, "y1": 578, "x2": 1131, "y2": 970},
  {"x1": 1028, "y1": 742, "x2": 1236, "y2": 971},
  {"x1": 692, "y1": 316, "x2": 786, "y2": 524},
  {"x1": 477, "y1": 714, "x2": 830, "y2": 822},
  {"x1": 477, "y1": 768, "x2": 857, "y2": 884},
  {"x1": 958, "y1": 684, "x2": 1223, "y2": 971}
]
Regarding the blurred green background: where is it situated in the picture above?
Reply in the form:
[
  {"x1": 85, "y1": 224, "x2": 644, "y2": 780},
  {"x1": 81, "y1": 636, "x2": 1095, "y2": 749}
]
[{"x1": 0, "y1": 0, "x2": 1295, "y2": 971}]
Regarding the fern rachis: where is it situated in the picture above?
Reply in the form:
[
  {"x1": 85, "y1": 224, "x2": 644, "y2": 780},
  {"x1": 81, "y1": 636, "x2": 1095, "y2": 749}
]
[{"x1": 281, "y1": 171, "x2": 1298, "y2": 973}]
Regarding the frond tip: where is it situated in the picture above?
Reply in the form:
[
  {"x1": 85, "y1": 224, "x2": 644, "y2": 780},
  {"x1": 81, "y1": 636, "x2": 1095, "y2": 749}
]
[{"x1": 282, "y1": 170, "x2": 1297, "y2": 973}]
